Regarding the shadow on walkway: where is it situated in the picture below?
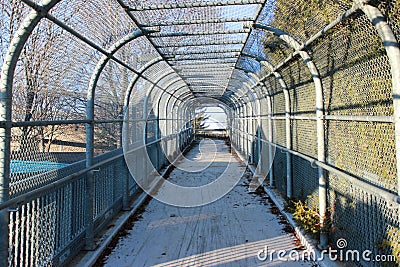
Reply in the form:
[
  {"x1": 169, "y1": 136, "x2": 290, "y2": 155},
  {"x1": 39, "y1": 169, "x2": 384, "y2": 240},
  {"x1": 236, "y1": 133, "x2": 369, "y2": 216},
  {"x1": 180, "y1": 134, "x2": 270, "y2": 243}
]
[{"x1": 98, "y1": 140, "x2": 313, "y2": 267}]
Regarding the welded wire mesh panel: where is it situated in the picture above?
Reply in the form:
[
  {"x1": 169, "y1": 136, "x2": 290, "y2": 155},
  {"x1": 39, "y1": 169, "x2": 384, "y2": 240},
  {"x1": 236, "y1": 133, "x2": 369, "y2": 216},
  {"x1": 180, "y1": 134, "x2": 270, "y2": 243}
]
[
  {"x1": 292, "y1": 156, "x2": 318, "y2": 201},
  {"x1": 292, "y1": 120, "x2": 317, "y2": 157},
  {"x1": 282, "y1": 64, "x2": 314, "y2": 115},
  {"x1": 265, "y1": 74, "x2": 280, "y2": 95},
  {"x1": 268, "y1": 0, "x2": 351, "y2": 42},
  {"x1": 49, "y1": 0, "x2": 137, "y2": 50},
  {"x1": 328, "y1": 172, "x2": 400, "y2": 267},
  {"x1": 92, "y1": 159, "x2": 122, "y2": 219},
  {"x1": 272, "y1": 119, "x2": 285, "y2": 147},
  {"x1": 326, "y1": 121, "x2": 396, "y2": 192},
  {"x1": 94, "y1": 123, "x2": 122, "y2": 153},
  {"x1": 273, "y1": 148, "x2": 287, "y2": 196},
  {"x1": 8, "y1": 173, "x2": 87, "y2": 267}
]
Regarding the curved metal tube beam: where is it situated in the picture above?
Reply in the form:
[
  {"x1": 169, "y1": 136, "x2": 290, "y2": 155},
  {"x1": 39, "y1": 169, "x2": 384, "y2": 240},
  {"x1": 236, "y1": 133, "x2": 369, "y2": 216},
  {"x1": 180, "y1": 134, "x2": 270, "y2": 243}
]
[
  {"x1": 242, "y1": 53, "x2": 292, "y2": 197},
  {"x1": 145, "y1": 71, "x2": 176, "y2": 116},
  {"x1": 86, "y1": 29, "x2": 144, "y2": 248},
  {"x1": 123, "y1": 56, "x2": 163, "y2": 109},
  {"x1": 360, "y1": 4, "x2": 400, "y2": 198},
  {"x1": 254, "y1": 23, "x2": 326, "y2": 247},
  {"x1": 0, "y1": 0, "x2": 62, "y2": 261}
]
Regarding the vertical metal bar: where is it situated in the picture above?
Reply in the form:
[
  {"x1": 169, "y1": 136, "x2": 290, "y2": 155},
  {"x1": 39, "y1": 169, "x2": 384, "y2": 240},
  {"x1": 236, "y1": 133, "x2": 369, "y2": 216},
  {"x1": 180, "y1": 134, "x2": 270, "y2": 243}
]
[
  {"x1": 239, "y1": 106, "x2": 244, "y2": 152},
  {"x1": 270, "y1": 68, "x2": 292, "y2": 198},
  {"x1": 85, "y1": 29, "x2": 144, "y2": 250},
  {"x1": 260, "y1": 84, "x2": 275, "y2": 187},
  {"x1": 243, "y1": 102, "x2": 251, "y2": 163},
  {"x1": 266, "y1": 94, "x2": 275, "y2": 187},
  {"x1": 85, "y1": 99, "x2": 95, "y2": 251},
  {"x1": 254, "y1": 25, "x2": 327, "y2": 247},
  {"x1": 155, "y1": 117, "x2": 160, "y2": 170},
  {"x1": 298, "y1": 50, "x2": 327, "y2": 249},
  {"x1": 174, "y1": 106, "x2": 179, "y2": 155},
  {"x1": 361, "y1": 2, "x2": 400, "y2": 203},
  {"x1": 122, "y1": 107, "x2": 130, "y2": 210},
  {"x1": 283, "y1": 80, "x2": 292, "y2": 198},
  {"x1": 0, "y1": 0, "x2": 61, "y2": 264},
  {"x1": 260, "y1": 61, "x2": 290, "y2": 191},
  {"x1": 257, "y1": 108, "x2": 262, "y2": 167}
]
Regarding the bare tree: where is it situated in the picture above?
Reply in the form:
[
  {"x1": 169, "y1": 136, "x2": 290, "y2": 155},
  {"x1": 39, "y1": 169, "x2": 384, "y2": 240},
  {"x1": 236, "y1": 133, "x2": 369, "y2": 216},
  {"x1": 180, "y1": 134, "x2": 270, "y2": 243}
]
[{"x1": 2, "y1": 1, "x2": 86, "y2": 153}]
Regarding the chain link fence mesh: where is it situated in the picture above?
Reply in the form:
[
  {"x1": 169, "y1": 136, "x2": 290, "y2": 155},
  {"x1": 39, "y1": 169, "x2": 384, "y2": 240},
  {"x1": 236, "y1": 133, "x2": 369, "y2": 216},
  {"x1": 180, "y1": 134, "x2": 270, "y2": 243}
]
[{"x1": 1, "y1": 0, "x2": 400, "y2": 266}]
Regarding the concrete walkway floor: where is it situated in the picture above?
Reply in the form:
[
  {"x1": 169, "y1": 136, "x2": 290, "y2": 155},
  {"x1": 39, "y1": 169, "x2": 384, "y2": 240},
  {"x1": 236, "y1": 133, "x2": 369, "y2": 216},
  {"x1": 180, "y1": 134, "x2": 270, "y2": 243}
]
[{"x1": 99, "y1": 140, "x2": 314, "y2": 267}]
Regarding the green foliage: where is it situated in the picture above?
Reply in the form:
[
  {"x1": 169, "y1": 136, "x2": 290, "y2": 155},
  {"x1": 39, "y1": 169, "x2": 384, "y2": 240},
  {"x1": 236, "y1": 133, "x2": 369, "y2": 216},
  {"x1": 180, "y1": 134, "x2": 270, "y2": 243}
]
[
  {"x1": 263, "y1": 37, "x2": 288, "y2": 59},
  {"x1": 290, "y1": 195, "x2": 332, "y2": 238},
  {"x1": 270, "y1": 0, "x2": 352, "y2": 40}
]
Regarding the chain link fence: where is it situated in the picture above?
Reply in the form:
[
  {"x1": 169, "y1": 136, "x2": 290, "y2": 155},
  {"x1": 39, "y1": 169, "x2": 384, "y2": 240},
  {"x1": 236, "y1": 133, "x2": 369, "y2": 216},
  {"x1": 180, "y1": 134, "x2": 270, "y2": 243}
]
[{"x1": 1, "y1": 0, "x2": 400, "y2": 266}]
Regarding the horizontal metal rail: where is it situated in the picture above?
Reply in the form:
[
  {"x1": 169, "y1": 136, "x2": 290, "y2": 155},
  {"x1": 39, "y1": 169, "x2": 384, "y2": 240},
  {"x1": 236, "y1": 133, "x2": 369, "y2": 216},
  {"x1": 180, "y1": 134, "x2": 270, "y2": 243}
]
[
  {"x1": 126, "y1": 0, "x2": 264, "y2": 11},
  {"x1": 141, "y1": 17, "x2": 253, "y2": 27},
  {"x1": 150, "y1": 29, "x2": 250, "y2": 37},
  {"x1": 230, "y1": 126, "x2": 400, "y2": 204},
  {"x1": 0, "y1": 117, "x2": 184, "y2": 128},
  {"x1": 164, "y1": 49, "x2": 242, "y2": 56},
  {"x1": 234, "y1": 114, "x2": 394, "y2": 123},
  {"x1": 0, "y1": 128, "x2": 191, "y2": 211},
  {"x1": 155, "y1": 40, "x2": 246, "y2": 48}
]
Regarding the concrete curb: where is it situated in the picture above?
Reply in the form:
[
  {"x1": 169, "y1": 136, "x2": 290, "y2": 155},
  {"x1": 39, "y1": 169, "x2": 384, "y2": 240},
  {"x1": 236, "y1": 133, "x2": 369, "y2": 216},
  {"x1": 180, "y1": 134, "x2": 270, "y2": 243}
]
[{"x1": 231, "y1": 146, "x2": 342, "y2": 267}]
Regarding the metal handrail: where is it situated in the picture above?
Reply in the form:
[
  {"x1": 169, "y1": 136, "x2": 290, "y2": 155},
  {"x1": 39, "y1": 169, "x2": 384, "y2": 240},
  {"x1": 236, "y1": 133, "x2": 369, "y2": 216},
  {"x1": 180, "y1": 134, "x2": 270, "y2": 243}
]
[
  {"x1": 0, "y1": 127, "x2": 192, "y2": 211},
  {"x1": 229, "y1": 126, "x2": 400, "y2": 205}
]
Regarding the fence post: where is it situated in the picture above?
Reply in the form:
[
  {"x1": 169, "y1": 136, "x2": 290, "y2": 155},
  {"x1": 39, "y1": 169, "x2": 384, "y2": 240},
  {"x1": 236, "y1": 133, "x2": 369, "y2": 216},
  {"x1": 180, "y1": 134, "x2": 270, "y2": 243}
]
[
  {"x1": 361, "y1": 1, "x2": 400, "y2": 214},
  {"x1": 265, "y1": 92, "x2": 275, "y2": 188},
  {"x1": 122, "y1": 108, "x2": 130, "y2": 210},
  {"x1": 85, "y1": 117, "x2": 95, "y2": 250},
  {"x1": 0, "y1": 0, "x2": 62, "y2": 263}
]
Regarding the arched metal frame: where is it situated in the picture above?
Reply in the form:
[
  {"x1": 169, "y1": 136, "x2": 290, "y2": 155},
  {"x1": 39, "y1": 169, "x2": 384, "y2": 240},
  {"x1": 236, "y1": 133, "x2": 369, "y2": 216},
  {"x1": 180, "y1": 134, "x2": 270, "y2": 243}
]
[
  {"x1": 360, "y1": 4, "x2": 400, "y2": 196},
  {"x1": 123, "y1": 56, "x2": 164, "y2": 109},
  {"x1": 241, "y1": 53, "x2": 292, "y2": 197},
  {"x1": 86, "y1": 29, "x2": 146, "y2": 248},
  {"x1": 1, "y1": 1, "x2": 400, "y2": 264},
  {"x1": 0, "y1": 0, "x2": 64, "y2": 259},
  {"x1": 253, "y1": 23, "x2": 328, "y2": 247}
]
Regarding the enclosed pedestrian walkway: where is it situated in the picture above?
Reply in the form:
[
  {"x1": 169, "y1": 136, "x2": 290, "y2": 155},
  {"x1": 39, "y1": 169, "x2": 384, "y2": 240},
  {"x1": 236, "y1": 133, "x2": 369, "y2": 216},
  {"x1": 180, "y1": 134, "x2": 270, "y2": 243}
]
[
  {"x1": 1, "y1": 0, "x2": 400, "y2": 266},
  {"x1": 100, "y1": 140, "x2": 312, "y2": 266}
]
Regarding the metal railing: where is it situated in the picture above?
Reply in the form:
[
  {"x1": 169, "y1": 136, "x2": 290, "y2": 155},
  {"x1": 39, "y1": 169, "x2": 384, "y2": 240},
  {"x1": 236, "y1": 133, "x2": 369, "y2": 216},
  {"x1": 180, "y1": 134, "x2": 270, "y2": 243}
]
[
  {"x1": 194, "y1": 128, "x2": 228, "y2": 139},
  {"x1": 0, "y1": 128, "x2": 192, "y2": 266}
]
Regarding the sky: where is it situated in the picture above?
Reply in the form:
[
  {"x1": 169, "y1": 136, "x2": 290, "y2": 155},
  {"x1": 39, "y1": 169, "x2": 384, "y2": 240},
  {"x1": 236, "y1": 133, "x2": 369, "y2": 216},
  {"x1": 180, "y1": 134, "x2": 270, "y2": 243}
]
[{"x1": 202, "y1": 107, "x2": 227, "y2": 129}]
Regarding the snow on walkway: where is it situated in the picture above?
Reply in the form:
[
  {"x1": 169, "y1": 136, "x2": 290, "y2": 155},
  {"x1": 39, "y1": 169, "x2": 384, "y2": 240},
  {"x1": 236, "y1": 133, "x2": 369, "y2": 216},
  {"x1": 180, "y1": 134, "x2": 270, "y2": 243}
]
[{"x1": 100, "y1": 140, "x2": 313, "y2": 267}]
